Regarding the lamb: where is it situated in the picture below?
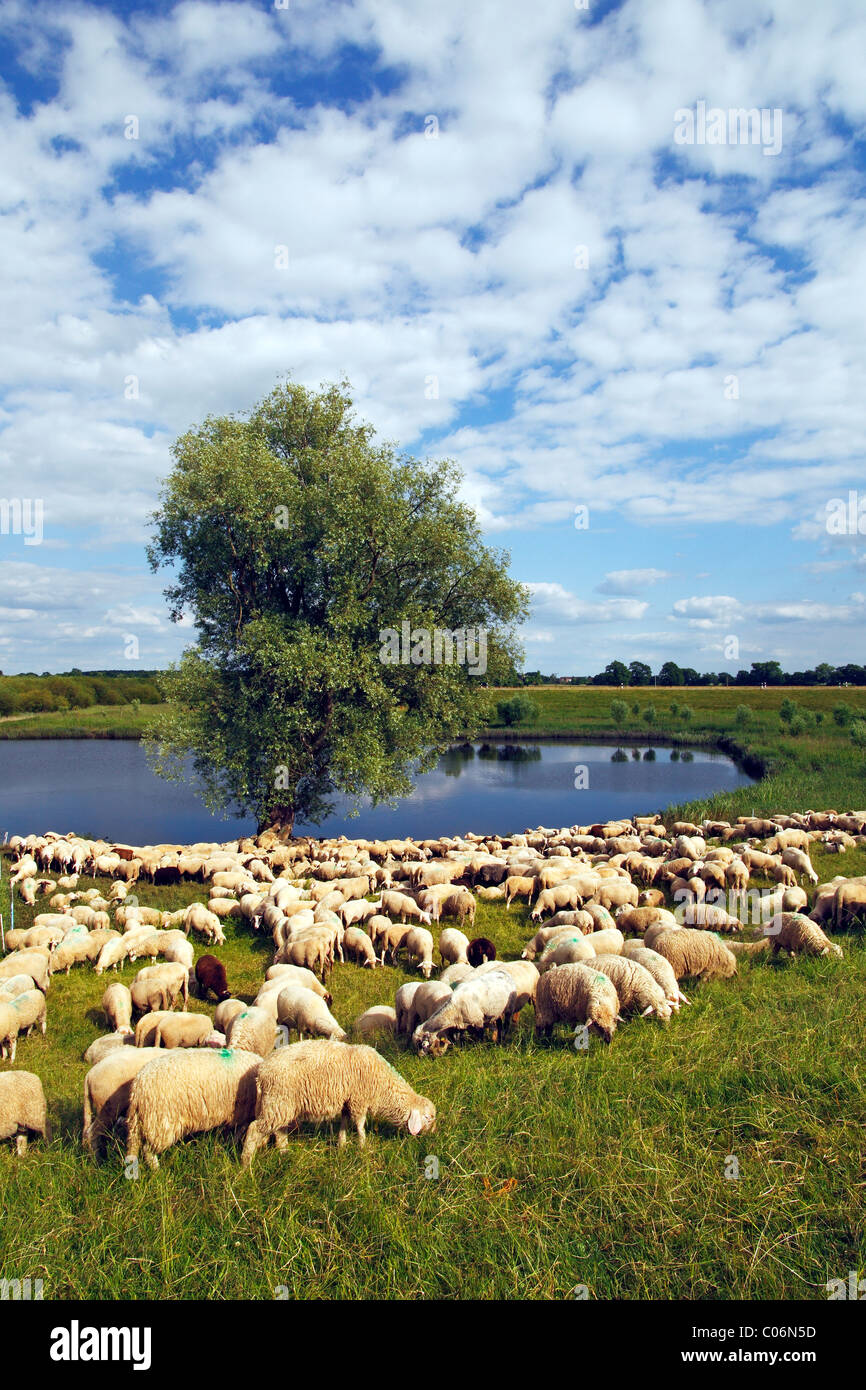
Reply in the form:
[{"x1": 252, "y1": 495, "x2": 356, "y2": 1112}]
[
  {"x1": 262, "y1": 964, "x2": 332, "y2": 1001},
  {"x1": 764, "y1": 912, "x2": 843, "y2": 960},
  {"x1": 648, "y1": 928, "x2": 737, "y2": 981},
  {"x1": 126, "y1": 1047, "x2": 262, "y2": 1169},
  {"x1": 275, "y1": 986, "x2": 347, "y2": 1042},
  {"x1": 504, "y1": 875, "x2": 538, "y2": 909},
  {"x1": 413, "y1": 970, "x2": 517, "y2": 1055},
  {"x1": 621, "y1": 943, "x2": 690, "y2": 1009},
  {"x1": 241, "y1": 1040, "x2": 436, "y2": 1163},
  {"x1": 154, "y1": 1013, "x2": 215, "y2": 1049},
  {"x1": 226, "y1": 1005, "x2": 278, "y2": 1058},
  {"x1": 83, "y1": 1031, "x2": 136, "y2": 1065},
  {"x1": 377, "y1": 922, "x2": 413, "y2": 964},
  {"x1": 394, "y1": 982, "x2": 423, "y2": 1034},
  {"x1": 82, "y1": 1047, "x2": 163, "y2": 1155},
  {"x1": 437, "y1": 927, "x2": 470, "y2": 967},
  {"x1": 678, "y1": 902, "x2": 743, "y2": 934},
  {"x1": 0, "y1": 1002, "x2": 21, "y2": 1061},
  {"x1": 341, "y1": 926, "x2": 378, "y2": 968},
  {"x1": 130, "y1": 962, "x2": 188, "y2": 1015},
  {"x1": 102, "y1": 983, "x2": 134, "y2": 1035},
  {"x1": 0, "y1": 1072, "x2": 50, "y2": 1154},
  {"x1": 214, "y1": 998, "x2": 247, "y2": 1034},
  {"x1": 399, "y1": 926, "x2": 435, "y2": 979},
  {"x1": 467, "y1": 936, "x2": 496, "y2": 967},
  {"x1": 590, "y1": 954, "x2": 673, "y2": 1021},
  {"x1": 2, "y1": 989, "x2": 48, "y2": 1060},
  {"x1": 534, "y1": 962, "x2": 620, "y2": 1044},
  {"x1": 615, "y1": 906, "x2": 678, "y2": 936},
  {"x1": 403, "y1": 981, "x2": 452, "y2": 1034},
  {"x1": 353, "y1": 1005, "x2": 398, "y2": 1038},
  {"x1": 195, "y1": 954, "x2": 230, "y2": 1002},
  {"x1": 426, "y1": 887, "x2": 476, "y2": 929}
]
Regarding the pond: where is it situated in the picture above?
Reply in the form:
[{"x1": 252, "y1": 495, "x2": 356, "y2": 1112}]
[{"x1": 0, "y1": 738, "x2": 754, "y2": 844}]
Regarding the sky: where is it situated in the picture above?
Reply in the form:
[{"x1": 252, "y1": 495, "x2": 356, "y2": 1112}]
[{"x1": 0, "y1": 0, "x2": 865, "y2": 677}]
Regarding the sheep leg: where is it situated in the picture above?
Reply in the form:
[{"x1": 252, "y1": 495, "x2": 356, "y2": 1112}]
[
  {"x1": 337, "y1": 1109, "x2": 349, "y2": 1147},
  {"x1": 241, "y1": 1121, "x2": 265, "y2": 1166},
  {"x1": 16, "y1": 1133, "x2": 28, "y2": 1156}
]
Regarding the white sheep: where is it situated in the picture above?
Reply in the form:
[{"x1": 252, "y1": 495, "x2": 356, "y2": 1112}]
[
  {"x1": 590, "y1": 954, "x2": 672, "y2": 1021},
  {"x1": 0, "y1": 1072, "x2": 50, "y2": 1154},
  {"x1": 353, "y1": 1005, "x2": 398, "y2": 1038},
  {"x1": 534, "y1": 962, "x2": 620, "y2": 1045},
  {"x1": 225, "y1": 1006, "x2": 278, "y2": 1058},
  {"x1": 240, "y1": 1040, "x2": 435, "y2": 1163},
  {"x1": 83, "y1": 1047, "x2": 163, "y2": 1156},
  {"x1": 102, "y1": 983, "x2": 134, "y2": 1035},
  {"x1": 621, "y1": 943, "x2": 690, "y2": 1010},
  {"x1": 275, "y1": 986, "x2": 347, "y2": 1041},
  {"x1": 83, "y1": 1032, "x2": 136, "y2": 1065},
  {"x1": 437, "y1": 927, "x2": 470, "y2": 967},
  {"x1": 413, "y1": 970, "x2": 517, "y2": 1055},
  {"x1": 399, "y1": 926, "x2": 435, "y2": 978},
  {"x1": 126, "y1": 1047, "x2": 262, "y2": 1169}
]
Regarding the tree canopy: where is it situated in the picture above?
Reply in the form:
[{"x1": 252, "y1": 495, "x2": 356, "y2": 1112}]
[{"x1": 145, "y1": 378, "x2": 529, "y2": 833}]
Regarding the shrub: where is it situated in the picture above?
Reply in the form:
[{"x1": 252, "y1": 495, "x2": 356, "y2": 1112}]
[
  {"x1": 495, "y1": 695, "x2": 540, "y2": 726},
  {"x1": 679, "y1": 705, "x2": 694, "y2": 724},
  {"x1": 642, "y1": 704, "x2": 657, "y2": 726},
  {"x1": 631, "y1": 701, "x2": 640, "y2": 715},
  {"x1": 779, "y1": 698, "x2": 798, "y2": 724},
  {"x1": 833, "y1": 703, "x2": 854, "y2": 728},
  {"x1": 850, "y1": 721, "x2": 866, "y2": 748},
  {"x1": 734, "y1": 705, "x2": 752, "y2": 728},
  {"x1": 609, "y1": 699, "x2": 628, "y2": 728}
]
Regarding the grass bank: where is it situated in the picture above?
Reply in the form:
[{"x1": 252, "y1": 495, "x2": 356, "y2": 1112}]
[
  {"x1": 0, "y1": 848, "x2": 863, "y2": 1300},
  {"x1": 0, "y1": 704, "x2": 161, "y2": 740}
]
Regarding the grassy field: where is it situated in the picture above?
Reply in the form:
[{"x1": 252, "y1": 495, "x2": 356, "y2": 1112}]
[
  {"x1": 1, "y1": 846, "x2": 864, "y2": 1301},
  {"x1": 0, "y1": 704, "x2": 161, "y2": 740}
]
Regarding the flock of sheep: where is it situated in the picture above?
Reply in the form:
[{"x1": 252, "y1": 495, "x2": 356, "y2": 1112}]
[{"x1": 0, "y1": 806, "x2": 859, "y2": 1166}]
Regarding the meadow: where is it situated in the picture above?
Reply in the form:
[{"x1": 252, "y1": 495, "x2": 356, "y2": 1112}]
[{"x1": 1, "y1": 841, "x2": 863, "y2": 1301}]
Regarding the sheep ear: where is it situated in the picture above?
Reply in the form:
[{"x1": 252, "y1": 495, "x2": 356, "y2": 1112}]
[
  {"x1": 678, "y1": 992, "x2": 691, "y2": 1005},
  {"x1": 408, "y1": 1109, "x2": 423, "y2": 1135}
]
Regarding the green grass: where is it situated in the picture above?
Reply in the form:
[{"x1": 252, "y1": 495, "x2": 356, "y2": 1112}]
[
  {"x1": 0, "y1": 703, "x2": 162, "y2": 739},
  {"x1": 1, "y1": 849, "x2": 864, "y2": 1300}
]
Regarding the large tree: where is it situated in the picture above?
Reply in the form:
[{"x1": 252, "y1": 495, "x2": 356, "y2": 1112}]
[{"x1": 145, "y1": 379, "x2": 529, "y2": 834}]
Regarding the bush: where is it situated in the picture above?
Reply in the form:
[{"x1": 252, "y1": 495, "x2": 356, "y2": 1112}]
[
  {"x1": 642, "y1": 704, "x2": 657, "y2": 726},
  {"x1": 833, "y1": 703, "x2": 854, "y2": 727},
  {"x1": 850, "y1": 721, "x2": 866, "y2": 748},
  {"x1": 669, "y1": 701, "x2": 679, "y2": 716},
  {"x1": 495, "y1": 694, "x2": 539, "y2": 727},
  {"x1": 631, "y1": 701, "x2": 640, "y2": 715},
  {"x1": 734, "y1": 705, "x2": 752, "y2": 728},
  {"x1": 609, "y1": 699, "x2": 628, "y2": 728},
  {"x1": 788, "y1": 716, "x2": 806, "y2": 737},
  {"x1": 779, "y1": 698, "x2": 798, "y2": 724},
  {"x1": 611, "y1": 748, "x2": 628, "y2": 762},
  {"x1": 643, "y1": 747, "x2": 656, "y2": 761},
  {"x1": 679, "y1": 705, "x2": 694, "y2": 724}
]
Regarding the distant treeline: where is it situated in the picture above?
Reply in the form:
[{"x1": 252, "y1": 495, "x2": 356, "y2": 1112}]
[
  {"x1": 519, "y1": 660, "x2": 866, "y2": 687},
  {"x1": 0, "y1": 671, "x2": 162, "y2": 716}
]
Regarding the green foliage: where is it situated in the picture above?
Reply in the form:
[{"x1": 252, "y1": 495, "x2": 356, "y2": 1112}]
[
  {"x1": 609, "y1": 698, "x2": 628, "y2": 727},
  {"x1": 495, "y1": 694, "x2": 540, "y2": 726},
  {"x1": 641, "y1": 703, "x2": 657, "y2": 726},
  {"x1": 679, "y1": 705, "x2": 694, "y2": 724},
  {"x1": 145, "y1": 378, "x2": 529, "y2": 831},
  {"x1": 850, "y1": 721, "x2": 866, "y2": 748},
  {"x1": 779, "y1": 698, "x2": 798, "y2": 724},
  {"x1": 833, "y1": 703, "x2": 854, "y2": 727},
  {"x1": 734, "y1": 705, "x2": 752, "y2": 728}
]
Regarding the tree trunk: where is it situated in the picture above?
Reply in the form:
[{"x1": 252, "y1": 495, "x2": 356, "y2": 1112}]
[{"x1": 260, "y1": 805, "x2": 296, "y2": 841}]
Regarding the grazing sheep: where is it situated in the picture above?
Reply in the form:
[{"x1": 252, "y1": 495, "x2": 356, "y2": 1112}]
[
  {"x1": 275, "y1": 986, "x2": 346, "y2": 1042},
  {"x1": 126, "y1": 1047, "x2": 262, "y2": 1170},
  {"x1": 214, "y1": 998, "x2": 247, "y2": 1034},
  {"x1": 534, "y1": 962, "x2": 620, "y2": 1044},
  {"x1": 475, "y1": 959, "x2": 539, "y2": 1014},
  {"x1": 83, "y1": 1032, "x2": 136, "y2": 1065},
  {"x1": 8, "y1": 989, "x2": 47, "y2": 1047},
  {"x1": 582, "y1": 904, "x2": 617, "y2": 933},
  {"x1": 764, "y1": 912, "x2": 843, "y2": 960},
  {"x1": 649, "y1": 928, "x2": 737, "y2": 981},
  {"x1": 678, "y1": 902, "x2": 742, "y2": 934},
  {"x1": 590, "y1": 954, "x2": 672, "y2": 1021},
  {"x1": 621, "y1": 944, "x2": 690, "y2": 1009},
  {"x1": 379, "y1": 891, "x2": 432, "y2": 926},
  {"x1": 183, "y1": 903, "x2": 226, "y2": 945},
  {"x1": 134, "y1": 1011, "x2": 176, "y2": 1048},
  {"x1": 83, "y1": 1047, "x2": 163, "y2": 1155},
  {"x1": 413, "y1": 970, "x2": 517, "y2": 1055},
  {"x1": 102, "y1": 983, "x2": 134, "y2": 1035},
  {"x1": 399, "y1": 926, "x2": 435, "y2": 978},
  {"x1": 780, "y1": 848, "x2": 819, "y2": 885},
  {"x1": 0, "y1": 1072, "x2": 50, "y2": 1155},
  {"x1": 504, "y1": 875, "x2": 537, "y2": 909},
  {"x1": 154, "y1": 1013, "x2": 215, "y2": 1049},
  {"x1": 377, "y1": 922, "x2": 413, "y2": 965},
  {"x1": 0, "y1": 1002, "x2": 21, "y2": 1061},
  {"x1": 530, "y1": 885, "x2": 583, "y2": 922},
  {"x1": 467, "y1": 936, "x2": 496, "y2": 967},
  {"x1": 615, "y1": 906, "x2": 678, "y2": 936},
  {"x1": 226, "y1": 1006, "x2": 277, "y2": 1058},
  {"x1": 832, "y1": 880, "x2": 866, "y2": 931},
  {"x1": 277, "y1": 933, "x2": 332, "y2": 982},
  {"x1": 353, "y1": 1005, "x2": 398, "y2": 1038},
  {"x1": 437, "y1": 927, "x2": 470, "y2": 967},
  {"x1": 0, "y1": 949, "x2": 50, "y2": 993},
  {"x1": 341, "y1": 926, "x2": 378, "y2": 968},
  {"x1": 536, "y1": 935, "x2": 596, "y2": 973},
  {"x1": 521, "y1": 923, "x2": 580, "y2": 961},
  {"x1": 195, "y1": 954, "x2": 230, "y2": 1002},
  {"x1": 241, "y1": 1040, "x2": 435, "y2": 1163}
]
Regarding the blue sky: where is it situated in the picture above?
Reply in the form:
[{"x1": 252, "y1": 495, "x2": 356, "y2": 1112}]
[{"x1": 1, "y1": 0, "x2": 865, "y2": 675}]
